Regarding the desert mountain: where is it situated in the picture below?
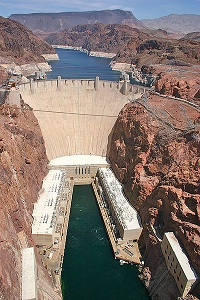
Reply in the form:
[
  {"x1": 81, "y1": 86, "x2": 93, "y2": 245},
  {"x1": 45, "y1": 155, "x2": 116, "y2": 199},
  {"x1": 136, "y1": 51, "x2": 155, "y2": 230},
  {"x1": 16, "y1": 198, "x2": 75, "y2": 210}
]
[
  {"x1": 45, "y1": 23, "x2": 200, "y2": 67},
  {"x1": 181, "y1": 32, "x2": 200, "y2": 42},
  {"x1": 0, "y1": 16, "x2": 55, "y2": 64},
  {"x1": 9, "y1": 9, "x2": 145, "y2": 36},
  {"x1": 141, "y1": 14, "x2": 200, "y2": 35}
]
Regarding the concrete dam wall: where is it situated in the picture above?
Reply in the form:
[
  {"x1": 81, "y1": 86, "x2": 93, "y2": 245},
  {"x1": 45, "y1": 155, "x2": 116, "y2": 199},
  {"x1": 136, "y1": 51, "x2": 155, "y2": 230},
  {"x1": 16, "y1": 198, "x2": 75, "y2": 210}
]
[{"x1": 19, "y1": 78, "x2": 145, "y2": 160}]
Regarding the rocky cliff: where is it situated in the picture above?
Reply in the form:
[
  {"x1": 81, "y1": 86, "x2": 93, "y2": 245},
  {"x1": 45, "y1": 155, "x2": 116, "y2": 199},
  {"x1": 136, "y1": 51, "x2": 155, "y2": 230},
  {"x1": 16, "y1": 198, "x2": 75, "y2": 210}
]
[
  {"x1": 108, "y1": 94, "x2": 200, "y2": 299},
  {"x1": 0, "y1": 101, "x2": 62, "y2": 299},
  {"x1": 154, "y1": 65, "x2": 200, "y2": 106},
  {"x1": 9, "y1": 9, "x2": 145, "y2": 36},
  {"x1": 45, "y1": 23, "x2": 200, "y2": 67},
  {"x1": 0, "y1": 16, "x2": 56, "y2": 65},
  {"x1": 181, "y1": 32, "x2": 200, "y2": 43}
]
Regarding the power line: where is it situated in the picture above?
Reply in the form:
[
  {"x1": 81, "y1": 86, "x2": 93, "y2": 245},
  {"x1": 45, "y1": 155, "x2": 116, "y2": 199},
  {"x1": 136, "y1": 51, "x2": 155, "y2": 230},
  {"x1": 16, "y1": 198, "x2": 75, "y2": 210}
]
[{"x1": 33, "y1": 109, "x2": 119, "y2": 118}]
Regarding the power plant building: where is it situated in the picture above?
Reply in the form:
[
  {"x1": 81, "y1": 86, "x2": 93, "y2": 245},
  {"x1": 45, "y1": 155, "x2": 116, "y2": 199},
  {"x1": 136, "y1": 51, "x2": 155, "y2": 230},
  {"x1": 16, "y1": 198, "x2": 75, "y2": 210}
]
[
  {"x1": 32, "y1": 169, "x2": 70, "y2": 248},
  {"x1": 161, "y1": 232, "x2": 198, "y2": 297},
  {"x1": 50, "y1": 155, "x2": 108, "y2": 184},
  {"x1": 98, "y1": 168, "x2": 142, "y2": 242}
]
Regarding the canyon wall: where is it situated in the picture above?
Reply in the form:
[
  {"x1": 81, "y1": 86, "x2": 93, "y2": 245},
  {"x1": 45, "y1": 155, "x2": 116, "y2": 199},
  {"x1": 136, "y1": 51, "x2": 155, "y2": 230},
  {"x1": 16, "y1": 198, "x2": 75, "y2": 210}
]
[
  {"x1": 109, "y1": 94, "x2": 200, "y2": 299},
  {"x1": 141, "y1": 14, "x2": 200, "y2": 35},
  {"x1": 44, "y1": 23, "x2": 200, "y2": 67},
  {"x1": 154, "y1": 65, "x2": 200, "y2": 106},
  {"x1": 0, "y1": 101, "x2": 62, "y2": 299},
  {"x1": 0, "y1": 16, "x2": 56, "y2": 65}
]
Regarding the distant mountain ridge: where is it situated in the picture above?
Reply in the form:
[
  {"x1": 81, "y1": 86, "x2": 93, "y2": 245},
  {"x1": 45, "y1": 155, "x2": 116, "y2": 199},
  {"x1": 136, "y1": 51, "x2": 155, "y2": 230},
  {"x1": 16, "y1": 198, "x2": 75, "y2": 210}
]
[
  {"x1": 141, "y1": 14, "x2": 200, "y2": 34},
  {"x1": 9, "y1": 11, "x2": 200, "y2": 38},
  {"x1": 9, "y1": 9, "x2": 145, "y2": 35}
]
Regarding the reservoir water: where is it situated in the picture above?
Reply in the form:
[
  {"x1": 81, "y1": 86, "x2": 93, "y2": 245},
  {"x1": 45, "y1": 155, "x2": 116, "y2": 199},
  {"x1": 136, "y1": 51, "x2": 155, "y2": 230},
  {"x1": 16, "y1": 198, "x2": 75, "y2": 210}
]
[
  {"x1": 48, "y1": 49, "x2": 150, "y2": 299},
  {"x1": 47, "y1": 48, "x2": 121, "y2": 81},
  {"x1": 62, "y1": 185, "x2": 150, "y2": 300}
]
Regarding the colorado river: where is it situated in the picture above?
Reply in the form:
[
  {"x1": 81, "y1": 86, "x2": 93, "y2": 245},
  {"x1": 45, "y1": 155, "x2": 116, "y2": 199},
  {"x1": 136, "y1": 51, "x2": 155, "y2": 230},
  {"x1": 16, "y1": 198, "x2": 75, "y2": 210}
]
[{"x1": 61, "y1": 185, "x2": 150, "y2": 300}]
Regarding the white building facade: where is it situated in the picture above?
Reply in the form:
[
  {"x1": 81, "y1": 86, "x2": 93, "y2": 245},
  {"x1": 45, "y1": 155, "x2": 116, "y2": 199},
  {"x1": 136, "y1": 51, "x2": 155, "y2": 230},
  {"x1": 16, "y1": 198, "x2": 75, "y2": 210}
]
[
  {"x1": 32, "y1": 169, "x2": 72, "y2": 248},
  {"x1": 98, "y1": 168, "x2": 142, "y2": 242},
  {"x1": 22, "y1": 247, "x2": 37, "y2": 300},
  {"x1": 49, "y1": 155, "x2": 108, "y2": 184},
  {"x1": 32, "y1": 155, "x2": 109, "y2": 248},
  {"x1": 161, "y1": 232, "x2": 198, "y2": 297}
]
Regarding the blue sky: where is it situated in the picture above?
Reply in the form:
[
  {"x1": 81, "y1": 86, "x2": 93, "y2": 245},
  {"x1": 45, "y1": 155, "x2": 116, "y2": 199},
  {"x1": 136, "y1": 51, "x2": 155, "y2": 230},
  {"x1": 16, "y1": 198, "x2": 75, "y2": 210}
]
[{"x1": 0, "y1": 0, "x2": 199, "y2": 19}]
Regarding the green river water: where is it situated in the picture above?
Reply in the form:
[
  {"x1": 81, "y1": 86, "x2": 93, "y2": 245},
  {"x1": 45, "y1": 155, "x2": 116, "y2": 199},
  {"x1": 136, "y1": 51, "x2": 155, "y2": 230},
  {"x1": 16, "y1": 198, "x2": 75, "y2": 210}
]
[{"x1": 61, "y1": 185, "x2": 150, "y2": 300}]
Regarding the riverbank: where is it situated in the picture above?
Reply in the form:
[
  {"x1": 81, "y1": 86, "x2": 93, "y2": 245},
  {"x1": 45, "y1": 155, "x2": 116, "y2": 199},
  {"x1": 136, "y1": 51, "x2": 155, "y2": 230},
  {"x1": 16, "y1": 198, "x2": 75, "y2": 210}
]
[
  {"x1": 0, "y1": 61, "x2": 52, "y2": 77},
  {"x1": 52, "y1": 45, "x2": 116, "y2": 59},
  {"x1": 89, "y1": 51, "x2": 116, "y2": 58},
  {"x1": 42, "y1": 53, "x2": 60, "y2": 61},
  {"x1": 110, "y1": 61, "x2": 132, "y2": 72}
]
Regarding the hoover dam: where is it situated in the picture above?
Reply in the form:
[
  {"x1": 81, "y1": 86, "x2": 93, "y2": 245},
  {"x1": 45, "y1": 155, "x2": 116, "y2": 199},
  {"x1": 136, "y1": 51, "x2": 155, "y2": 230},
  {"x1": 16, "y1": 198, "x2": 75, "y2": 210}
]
[
  {"x1": 18, "y1": 77, "x2": 148, "y2": 299},
  {"x1": 19, "y1": 77, "x2": 146, "y2": 160}
]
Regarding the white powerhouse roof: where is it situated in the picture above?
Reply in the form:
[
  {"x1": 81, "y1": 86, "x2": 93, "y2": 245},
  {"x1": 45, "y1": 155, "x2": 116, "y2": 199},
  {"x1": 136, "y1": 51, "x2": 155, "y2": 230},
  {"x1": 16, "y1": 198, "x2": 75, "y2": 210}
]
[
  {"x1": 32, "y1": 169, "x2": 65, "y2": 235},
  {"x1": 99, "y1": 168, "x2": 142, "y2": 231},
  {"x1": 49, "y1": 155, "x2": 108, "y2": 167},
  {"x1": 164, "y1": 232, "x2": 198, "y2": 280}
]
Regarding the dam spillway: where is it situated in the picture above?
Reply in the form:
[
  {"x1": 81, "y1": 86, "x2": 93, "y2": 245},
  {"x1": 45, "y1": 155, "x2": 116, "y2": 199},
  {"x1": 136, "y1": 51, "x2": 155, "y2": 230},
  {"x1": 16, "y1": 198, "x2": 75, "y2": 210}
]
[{"x1": 19, "y1": 78, "x2": 145, "y2": 160}]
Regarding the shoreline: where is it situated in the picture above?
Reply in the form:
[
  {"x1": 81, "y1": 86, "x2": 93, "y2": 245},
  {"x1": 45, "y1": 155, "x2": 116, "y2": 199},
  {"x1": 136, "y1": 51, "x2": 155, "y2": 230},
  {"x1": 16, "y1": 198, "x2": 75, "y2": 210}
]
[
  {"x1": 52, "y1": 45, "x2": 133, "y2": 74},
  {"x1": 52, "y1": 45, "x2": 116, "y2": 59},
  {"x1": 0, "y1": 61, "x2": 52, "y2": 78},
  {"x1": 109, "y1": 61, "x2": 132, "y2": 72},
  {"x1": 0, "y1": 52, "x2": 60, "y2": 79},
  {"x1": 42, "y1": 53, "x2": 60, "y2": 61}
]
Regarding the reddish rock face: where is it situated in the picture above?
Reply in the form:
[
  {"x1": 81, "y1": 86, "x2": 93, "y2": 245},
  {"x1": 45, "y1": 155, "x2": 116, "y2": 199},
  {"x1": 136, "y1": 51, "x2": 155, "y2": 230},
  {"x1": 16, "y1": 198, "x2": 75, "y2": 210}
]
[
  {"x1": 154, "y1": 65, "x2": 200, "y2": 105},
  {"x1": 0, "y1": 16, "x2": 55, "y2": 64},
  {"x1": 45, "y1": 23, "x2": 200, "y2": 66},
  {"x1": 0, "y1": 102, "x2": 58, "y2": 299},
  {"x1": 109, "y1": 96, "x2": 200, "y2": 281}
]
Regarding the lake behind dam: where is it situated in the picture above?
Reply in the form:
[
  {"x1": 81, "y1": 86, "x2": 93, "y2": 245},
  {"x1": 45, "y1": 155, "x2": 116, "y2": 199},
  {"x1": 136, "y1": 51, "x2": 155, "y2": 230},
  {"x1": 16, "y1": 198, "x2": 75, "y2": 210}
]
[{"x1": 47, "y1": 48, "x2": 121, "y2": 81}]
